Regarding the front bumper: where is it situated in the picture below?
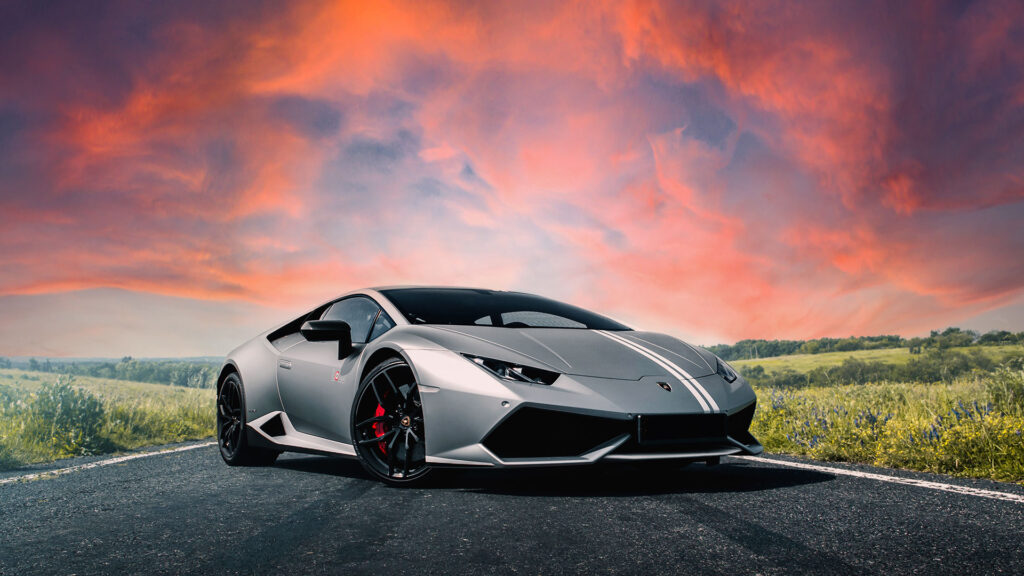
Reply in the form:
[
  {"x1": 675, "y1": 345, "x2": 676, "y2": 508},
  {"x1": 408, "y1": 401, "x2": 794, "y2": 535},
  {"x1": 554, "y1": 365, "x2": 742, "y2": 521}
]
[
  {"x1": 474, "y1": 401, "x2": 762, "y2": 467},
  {"x1": 407, "y1": 349, "x2": 762, "y2": 468}
]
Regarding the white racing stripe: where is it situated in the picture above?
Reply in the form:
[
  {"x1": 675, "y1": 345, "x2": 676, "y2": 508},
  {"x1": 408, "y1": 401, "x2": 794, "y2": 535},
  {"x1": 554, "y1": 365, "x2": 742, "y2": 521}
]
[
  {"x1": 0, "y1": 441, "x2": 217, "y2": 486},
  {"x1": 596, "y1": 330, "x2": 711, "y2": 412},
  {"x1": 609, "y1": 331, "x2": 720, "y2": 411},
  {"x1": 599, "y1": 330, "x2": 719, "y2": 412},
  {"x1": 733, "y1": 455, "x2": 1024, "y2": 504}
]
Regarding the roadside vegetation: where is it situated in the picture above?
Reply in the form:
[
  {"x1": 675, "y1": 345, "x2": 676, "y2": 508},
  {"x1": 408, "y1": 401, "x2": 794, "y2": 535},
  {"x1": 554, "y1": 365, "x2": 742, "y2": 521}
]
[
  {"x1": 0, "y1": 370, "x2": 214, "y2": 471},
  {"x1": 741, "y1": 346, "x2": 1024, "y2": 484}
]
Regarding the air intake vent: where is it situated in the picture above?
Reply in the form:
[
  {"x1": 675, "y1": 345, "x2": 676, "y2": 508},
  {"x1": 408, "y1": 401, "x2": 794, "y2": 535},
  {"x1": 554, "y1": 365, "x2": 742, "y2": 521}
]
[
  {"x1": 483, "y1": 407, "x2": 631, "y2": 459},
  {"x1": 260, "y1": 414, "x2": 286, "y2": 437},
  {"x1": 727, "y1": 402, "x2": 757, "y2": 445}
]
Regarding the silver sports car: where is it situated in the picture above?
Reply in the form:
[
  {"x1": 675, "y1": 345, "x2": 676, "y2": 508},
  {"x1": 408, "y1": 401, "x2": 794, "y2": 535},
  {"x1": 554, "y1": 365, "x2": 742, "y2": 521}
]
[{"x1": 217, "y1": 287, "x2": 762, "y2": 484}]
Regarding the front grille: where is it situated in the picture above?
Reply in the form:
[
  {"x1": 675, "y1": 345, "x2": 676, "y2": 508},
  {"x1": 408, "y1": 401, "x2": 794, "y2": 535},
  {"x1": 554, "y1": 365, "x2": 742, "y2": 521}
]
[
  {"x1": 616, "y1": 403, "x2": 758, "y2": 454},
  {"x1": 483, "y1": 407, "x2": 632, "y2": 459}
]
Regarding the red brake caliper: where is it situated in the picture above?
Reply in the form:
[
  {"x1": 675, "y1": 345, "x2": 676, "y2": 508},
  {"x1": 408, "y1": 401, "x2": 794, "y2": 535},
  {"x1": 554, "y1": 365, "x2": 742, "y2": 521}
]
[{"x1": 372, "y1": 404, "x2": 388, "y2": 454}]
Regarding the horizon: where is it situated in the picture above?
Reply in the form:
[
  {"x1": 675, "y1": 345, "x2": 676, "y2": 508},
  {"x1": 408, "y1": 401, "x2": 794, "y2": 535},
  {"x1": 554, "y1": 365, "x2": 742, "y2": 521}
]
[
  {"x1": 2, "y1": 323, "x2": 1021, "y2": 361},
  {"x1": 2, "y1": 1, "x2": 1023, "y2": 357}
]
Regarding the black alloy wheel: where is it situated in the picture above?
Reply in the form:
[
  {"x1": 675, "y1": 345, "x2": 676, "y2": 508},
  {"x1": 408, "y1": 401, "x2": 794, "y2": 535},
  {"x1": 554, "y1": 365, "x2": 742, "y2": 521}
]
[
  {"x1": 352, "y1": 358, "x2": 430, "y2": 484},
  {"x1": 217, "y1": 372, "x2": 278, "y2": 466}
]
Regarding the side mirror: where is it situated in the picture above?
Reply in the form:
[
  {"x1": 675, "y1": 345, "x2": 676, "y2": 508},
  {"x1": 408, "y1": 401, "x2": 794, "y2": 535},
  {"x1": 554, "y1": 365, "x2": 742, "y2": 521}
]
[{"x1": 301, "y1": 320, "x2": 353, "y2": 358}]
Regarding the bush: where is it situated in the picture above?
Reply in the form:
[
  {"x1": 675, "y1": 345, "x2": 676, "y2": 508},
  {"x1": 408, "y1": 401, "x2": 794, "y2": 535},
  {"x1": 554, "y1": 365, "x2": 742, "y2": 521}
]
[
  {"x1": 0, "y1": 444, "x2": 18, "y2": 469},
  {"x1": 987, "y1": 368, "x2": 1024, "y2": 413},
  {"x1": 25, "y1": 376, "x2": 107, "y2": 457}
]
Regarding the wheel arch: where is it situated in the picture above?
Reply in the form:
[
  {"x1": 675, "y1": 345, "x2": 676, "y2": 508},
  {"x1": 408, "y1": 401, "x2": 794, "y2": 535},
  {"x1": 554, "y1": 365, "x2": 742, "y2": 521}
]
[
  {"x1": 359, "y1": 346, "x2": 409, "y2": 385},
  {"x1": 217, "y1": 361, "x2": 240, "y2": 390}
]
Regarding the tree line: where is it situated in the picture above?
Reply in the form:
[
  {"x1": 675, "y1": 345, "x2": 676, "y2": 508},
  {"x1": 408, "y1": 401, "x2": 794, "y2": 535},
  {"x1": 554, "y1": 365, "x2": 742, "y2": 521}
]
[
  {"x1": 708, "y1": 328, "x2": 1024, "y2": 361},
  {"x1": 740, "y1": 348, "x2": 1024, "y2": 388},
  {"x1": 1, "y1": 357, "x2": 221, "y2": 389}
]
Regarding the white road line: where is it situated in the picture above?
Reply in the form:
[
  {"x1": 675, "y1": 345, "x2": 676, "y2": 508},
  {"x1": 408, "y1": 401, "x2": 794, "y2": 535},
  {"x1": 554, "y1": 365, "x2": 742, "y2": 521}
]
[
  {"x1": 733, "y1": 455, "x2": 1024, "y2": 504},
  {"x1": 0, "y1": 441, "x2": 217, "y2": 486}
]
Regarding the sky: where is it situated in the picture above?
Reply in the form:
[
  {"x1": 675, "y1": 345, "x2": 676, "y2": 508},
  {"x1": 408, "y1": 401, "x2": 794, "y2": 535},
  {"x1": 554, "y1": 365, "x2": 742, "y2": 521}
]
[{"x1": 1, "y1": 0, "x2": 1023, "y2": 357}]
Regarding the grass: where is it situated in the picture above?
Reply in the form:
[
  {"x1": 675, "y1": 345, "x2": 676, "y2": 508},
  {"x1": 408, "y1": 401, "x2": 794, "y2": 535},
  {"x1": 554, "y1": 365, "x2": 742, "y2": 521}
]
[
  {"x1": 732, "y1": 344, "x2": 1024, "y2": 374},
  {"x1": 0, "y1": 369, "x2": 214, "y2": 471},
  {"x1": 750, "y1": 369, "x2": 1024, "y2": 484}
]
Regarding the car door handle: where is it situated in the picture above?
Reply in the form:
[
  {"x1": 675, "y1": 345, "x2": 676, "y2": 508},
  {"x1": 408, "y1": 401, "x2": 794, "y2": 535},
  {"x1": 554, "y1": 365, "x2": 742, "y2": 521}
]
[{"x1": 278, "y1": 360, "x2": 292, "y2": 370}]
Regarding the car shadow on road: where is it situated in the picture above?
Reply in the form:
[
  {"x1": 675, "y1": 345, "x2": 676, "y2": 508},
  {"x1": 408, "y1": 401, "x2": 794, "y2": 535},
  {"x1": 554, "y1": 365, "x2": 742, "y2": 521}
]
[{"x1": 272, "y1": 455, "x2": 834, "y2": 496}]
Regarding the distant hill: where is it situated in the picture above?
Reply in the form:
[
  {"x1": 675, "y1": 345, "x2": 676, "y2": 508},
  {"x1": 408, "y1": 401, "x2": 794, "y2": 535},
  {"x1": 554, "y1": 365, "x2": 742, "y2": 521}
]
[{"x1": 707, "y1": 328, "x2": 1024, "y2": 361}]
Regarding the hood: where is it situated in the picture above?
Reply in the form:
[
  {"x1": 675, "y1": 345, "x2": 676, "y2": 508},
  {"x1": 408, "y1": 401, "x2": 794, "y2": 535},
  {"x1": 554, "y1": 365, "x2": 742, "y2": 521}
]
[{"x1": 416, "y1": 325, "x2": 716, "y2": 380}]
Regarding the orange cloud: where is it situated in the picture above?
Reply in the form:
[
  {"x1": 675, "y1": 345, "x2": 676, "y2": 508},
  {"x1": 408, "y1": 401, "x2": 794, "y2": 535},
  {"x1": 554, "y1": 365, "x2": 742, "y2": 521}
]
[{"x1": 1, "y1": 0, "x2": 1022, "y2": 355}]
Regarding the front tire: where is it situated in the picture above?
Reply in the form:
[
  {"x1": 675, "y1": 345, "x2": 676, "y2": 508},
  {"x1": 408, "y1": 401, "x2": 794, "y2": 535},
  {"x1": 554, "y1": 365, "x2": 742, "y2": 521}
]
[
  {"x1": 351, "y1": 358, "x2": 431, "y2": 485},
  {"x1": 217, "y1": 373, "x2": 279, "y2": 466}
]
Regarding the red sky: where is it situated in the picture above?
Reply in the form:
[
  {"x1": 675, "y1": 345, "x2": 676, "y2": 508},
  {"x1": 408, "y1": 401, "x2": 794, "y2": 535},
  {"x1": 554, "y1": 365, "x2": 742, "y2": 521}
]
[{"x1": 1, "y1": 0, "x2": 1023, "y2": 356}]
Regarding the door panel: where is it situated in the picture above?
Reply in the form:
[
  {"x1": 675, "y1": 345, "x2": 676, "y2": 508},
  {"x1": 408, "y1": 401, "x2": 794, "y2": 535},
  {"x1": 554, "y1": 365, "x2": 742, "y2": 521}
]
[{"x1": 276, "y1": 340, "x2": 362, "y2": 443}]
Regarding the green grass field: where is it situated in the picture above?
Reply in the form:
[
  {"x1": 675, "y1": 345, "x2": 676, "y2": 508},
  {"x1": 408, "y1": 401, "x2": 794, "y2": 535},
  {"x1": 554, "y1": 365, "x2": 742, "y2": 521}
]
[
  {"x1": 0, "y1": 370, "x2": 214, "y2": 471},
  {"x1": 750, "y1": 372, "x2": 1024, "y2": 484},
  {"x1": 732, "y1": 344, "x2": 1024, "y2": 373},
  {"x1": 732, "y1": 345, "x2": 1024, "y2": 484},
  {"x1": 745, "y1": 362, "x2": 1024, "y2": 483}
]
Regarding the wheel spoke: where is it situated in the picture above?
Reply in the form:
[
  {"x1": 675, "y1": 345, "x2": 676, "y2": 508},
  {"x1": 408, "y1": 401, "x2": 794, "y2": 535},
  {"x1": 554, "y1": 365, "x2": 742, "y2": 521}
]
[
  {"x1": 382, "y1": 369, "x2": 403, "y2": 401},
  {"x1": 403, "y1": 430, "x2": 411, "y2": 476},
  {"x1": 403, "y1": 381, "x2": 420, "y2": 409},
  {"x1": 368, "y1": 375, "x2": 386, "y2": 407},
  {"x1": 357, "y1": 428, "x2": 396, "y2": 445},
  {"x1": 355, "y1": 415, "x2": 389, "y2": 429},
  {"x1": 387, "y1": 431, "x2": 400, "y2": 476}
]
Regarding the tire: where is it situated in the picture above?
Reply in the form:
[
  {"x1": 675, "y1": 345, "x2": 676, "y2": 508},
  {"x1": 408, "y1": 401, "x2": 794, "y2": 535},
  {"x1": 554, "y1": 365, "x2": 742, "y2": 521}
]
[
  {"x1": 351, "y1": 357, "x2": 431, "y2": 485},
  {"x1": 217, "y1": 372, "x2": 280, "y2": 466}
]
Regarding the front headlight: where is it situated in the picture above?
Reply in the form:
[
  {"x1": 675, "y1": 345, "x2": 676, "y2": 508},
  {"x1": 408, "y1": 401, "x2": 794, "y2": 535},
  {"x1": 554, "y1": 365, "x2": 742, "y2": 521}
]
[
  {"x1": 462, "y1": 354, "x2": 560, "y2": 385},
  {"x1": 715, "y1": 356, "x2": 738, "y2": 383}
]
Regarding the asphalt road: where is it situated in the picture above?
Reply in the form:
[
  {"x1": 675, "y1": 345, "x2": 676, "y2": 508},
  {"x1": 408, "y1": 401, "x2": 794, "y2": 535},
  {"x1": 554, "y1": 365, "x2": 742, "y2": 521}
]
[{"x1": 2, "y1": 442, "x2": 1023, "y2": 575}]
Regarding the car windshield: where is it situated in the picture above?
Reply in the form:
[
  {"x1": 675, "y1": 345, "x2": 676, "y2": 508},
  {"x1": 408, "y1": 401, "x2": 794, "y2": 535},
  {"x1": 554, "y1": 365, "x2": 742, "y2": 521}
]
[{"x1": 379, "y1": 288, "x2": 631, "y2": 330}]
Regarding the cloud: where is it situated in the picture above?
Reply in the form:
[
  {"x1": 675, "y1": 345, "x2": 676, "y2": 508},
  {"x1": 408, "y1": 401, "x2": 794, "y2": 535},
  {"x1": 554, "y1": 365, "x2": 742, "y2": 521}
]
[{"x1": 1, "y1": 0, "x2": 1022, "y2": 354}]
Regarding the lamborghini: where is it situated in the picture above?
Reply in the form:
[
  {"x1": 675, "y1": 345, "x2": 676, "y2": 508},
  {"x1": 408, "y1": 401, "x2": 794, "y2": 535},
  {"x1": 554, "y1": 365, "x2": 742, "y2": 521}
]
[{"x1": 216, "y1": 287, "x2": 762, "y2": 484}]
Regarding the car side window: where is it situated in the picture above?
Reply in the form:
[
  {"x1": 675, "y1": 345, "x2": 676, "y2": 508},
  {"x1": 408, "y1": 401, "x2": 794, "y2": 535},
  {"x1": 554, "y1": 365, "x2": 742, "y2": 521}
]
[
  {"x1": 369, "y1": 310, "x2": 396, "y2": 341},
  {"x1": 320, "y1": 297, "x2": 381, "y2": 343}
]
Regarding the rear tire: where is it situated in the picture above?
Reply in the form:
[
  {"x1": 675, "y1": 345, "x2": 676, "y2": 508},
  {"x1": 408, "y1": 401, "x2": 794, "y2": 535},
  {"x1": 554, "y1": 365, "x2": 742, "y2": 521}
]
[
  {"x1": 351, "y1": 357, "x2": 431, "y2": 485},
  {"x1": 217, "y1": 373, "x2": 280, "y2": 466}
]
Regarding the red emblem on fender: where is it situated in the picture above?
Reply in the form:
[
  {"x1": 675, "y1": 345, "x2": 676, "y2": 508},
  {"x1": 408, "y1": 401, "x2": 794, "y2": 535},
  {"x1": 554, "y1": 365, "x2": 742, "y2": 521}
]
[{"x1": 334, "y1": 371, "x2": 341, "y2": 381}]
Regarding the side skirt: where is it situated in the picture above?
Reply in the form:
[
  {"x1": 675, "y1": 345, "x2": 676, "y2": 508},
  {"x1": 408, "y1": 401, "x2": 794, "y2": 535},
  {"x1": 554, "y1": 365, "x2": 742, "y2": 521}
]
[{"x1": 246, "y1": 411, "x2": 356, "y2": 457}]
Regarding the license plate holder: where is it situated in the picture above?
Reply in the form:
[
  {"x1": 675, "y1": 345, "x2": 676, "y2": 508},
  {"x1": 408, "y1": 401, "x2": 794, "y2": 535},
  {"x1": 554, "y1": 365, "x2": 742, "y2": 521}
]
[{"x1": 637, "y1": 413, "x2": 726, "y2": 445}]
